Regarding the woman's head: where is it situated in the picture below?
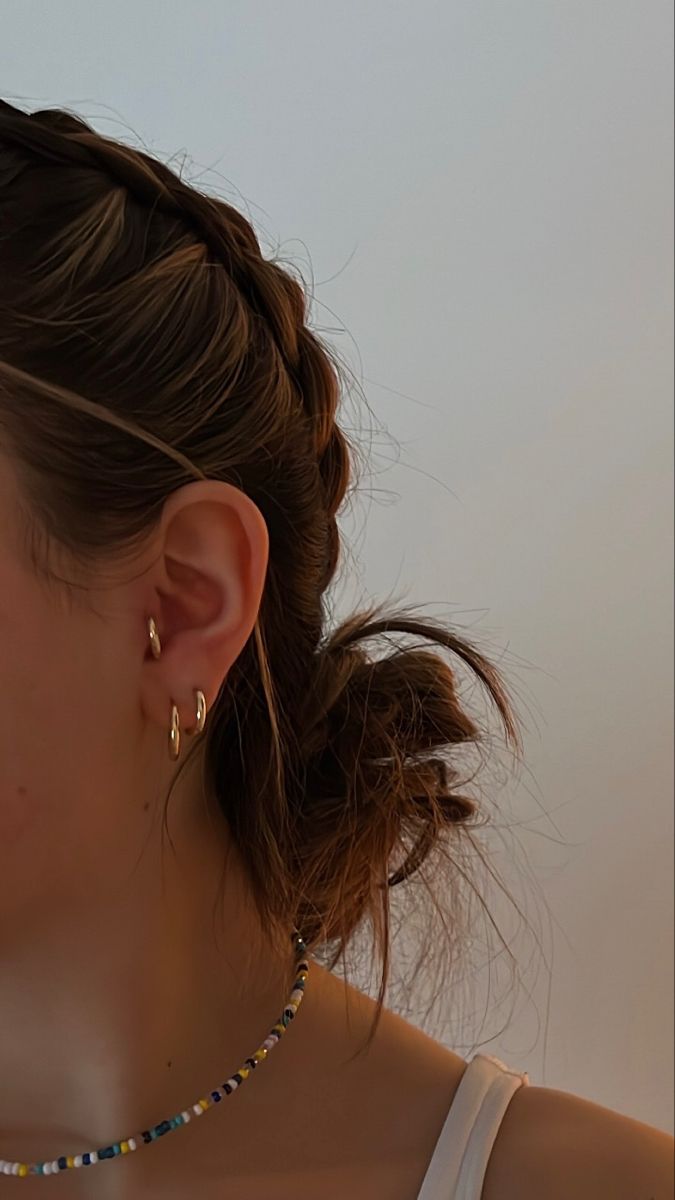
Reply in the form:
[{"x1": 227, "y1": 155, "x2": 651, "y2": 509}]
[{"x1": 0, "y1": 99, "x2": 523, "y2": 1030}]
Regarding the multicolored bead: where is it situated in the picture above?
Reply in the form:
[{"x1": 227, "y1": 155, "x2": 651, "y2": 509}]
[{"x1": 0, "y1": 928, "x2": 310, "y2": 1180}]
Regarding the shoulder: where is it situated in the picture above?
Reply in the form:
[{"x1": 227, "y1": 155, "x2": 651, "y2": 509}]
[{"x1": 483, "y1": 1079, "x2": 675, "y2": 1200}]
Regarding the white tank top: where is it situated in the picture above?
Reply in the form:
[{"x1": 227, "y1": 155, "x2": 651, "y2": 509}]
[{"x1": 415, "y1": 1053, "x2": 531, "y2": 1199}]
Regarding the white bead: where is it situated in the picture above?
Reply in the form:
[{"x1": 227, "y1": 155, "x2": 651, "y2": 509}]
[
  {"x1": 90, "y1": 1152, "x2": 98, "y2": 1163},
  {"x1": 262, "y1": 1036, "x2": 277, "y2": 1049},
  {"x1": 52, "y1": 1161, "x2": 60, "y2": 1173},
  {"x1": 180, "y1": 1111, "x2": 191, "y2": 1123},
  {"x1": 226, "y1": 1076, "x2": 239, "y2": 1089},
  {"x1": 193, "y1": 1103, "x2": 203, "y2": 1115},
  {"x1": 12, "y1": 1163, "x2": 20, "y2": 1174},
  {"x1": 128, "y1": 1137, "x2": 137, "y2": 1150},
  {"x1": 74, "y1": 1155, "x2": 83, "y2": 1167}
]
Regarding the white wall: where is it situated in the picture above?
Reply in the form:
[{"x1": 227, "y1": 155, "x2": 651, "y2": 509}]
[{"x1": 2, "y1": 0, "x2": 672, "y2": 1132}]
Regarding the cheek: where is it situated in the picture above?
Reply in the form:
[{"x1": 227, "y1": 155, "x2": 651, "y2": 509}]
[
  {"x1": 0, "y1": 548, "x2": 146, "y2": 930},
  {"x1": 0, "y1": 580, "x2": 99, "y2": 893},
  {"x1": 0, "y1": 783, "x2": 47, "y2": 854}
]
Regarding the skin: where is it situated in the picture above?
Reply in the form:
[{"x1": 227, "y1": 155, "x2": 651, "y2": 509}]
[
  {"x1": 3, "y1": 446, "x2": 672, "y2": 1199},
  {"x1": 0, "y1": 447, "x2": 468, "y2": 1200}
]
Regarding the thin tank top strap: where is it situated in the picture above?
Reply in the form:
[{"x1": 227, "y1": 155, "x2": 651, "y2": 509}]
[{"x1": 416, "y1": 1053, "x2": 531, "y2": 1200}]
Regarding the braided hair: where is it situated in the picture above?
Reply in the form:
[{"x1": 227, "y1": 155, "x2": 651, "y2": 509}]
[
  {"x1": 0, "y1": 98, "x2": 526, "y2": 1048},
  {"x1": 0, "y1": 97, "x2": 344, "y2": 588}
]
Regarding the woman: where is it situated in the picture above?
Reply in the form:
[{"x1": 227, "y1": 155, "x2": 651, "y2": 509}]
[{"x1": 0, "y1": 98, "x2": 672, "y2": 1199}]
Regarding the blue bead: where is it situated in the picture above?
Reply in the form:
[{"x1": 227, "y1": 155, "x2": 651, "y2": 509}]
[
  {"x1": 57, "y1": 1157, "x2": 67, "y2": 1170},
  {"x1": 82, "y1": 1153, "x2": 91, "y2": 1166}
]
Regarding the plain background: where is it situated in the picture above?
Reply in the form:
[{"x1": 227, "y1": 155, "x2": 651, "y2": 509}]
[{"x1": 1, "y1": 0, "x2": 672, "y2": 1133}]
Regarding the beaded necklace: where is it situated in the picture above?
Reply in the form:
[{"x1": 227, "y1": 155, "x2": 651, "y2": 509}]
[{"x1": 0, "y1": 929, "x2": 309, "y2": 1180}]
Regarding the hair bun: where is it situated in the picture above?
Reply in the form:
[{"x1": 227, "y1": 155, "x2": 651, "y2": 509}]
[{"x1": 288, "y1": 603, "x2": 520, "y2": 925}]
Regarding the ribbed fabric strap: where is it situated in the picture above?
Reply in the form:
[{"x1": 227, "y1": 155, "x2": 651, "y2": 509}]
[{"x1": 416, "y1": 1053, "x2": 530, "y2": 1200}]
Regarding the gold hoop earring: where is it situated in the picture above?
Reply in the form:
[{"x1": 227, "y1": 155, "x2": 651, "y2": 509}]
[
  {"x1": 187, "y1": 689, "x2": 207, "y2": 736},
  {"x1": 148, "y1": 616, "x2": 162, "y2": 659},
  {"x1": 152, "y1": 618, "x2": 205, "y2": 757},
  {"x1": 169, "y1": 703, "x2": 181, "y2": 760}
]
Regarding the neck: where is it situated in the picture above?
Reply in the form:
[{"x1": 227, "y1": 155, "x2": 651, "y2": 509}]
[{"x1": 0, "y1": 749, "x2": 306, "y2": 1190}]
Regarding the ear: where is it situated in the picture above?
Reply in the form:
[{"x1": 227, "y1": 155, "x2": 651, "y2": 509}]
[{"x1": 137, "y1": 479, "x2": 269, "y2": 740}]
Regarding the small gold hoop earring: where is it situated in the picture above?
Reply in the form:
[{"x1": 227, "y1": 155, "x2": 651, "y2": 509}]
[
  {"x1": 148, "y1": 616, "x2": 162, "y2": 659},
  {"x1": 169, "y1": 703, "x2": 181, "y2": 761},
  {"x1": 187, "y1": 689, "x2": 207, "y2": 736}
]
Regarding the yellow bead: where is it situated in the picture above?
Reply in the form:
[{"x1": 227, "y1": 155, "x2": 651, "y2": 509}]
[
  {"x1": 121, "y1": 1142, "x2": 130, "y2": 1154},
  {"x1": 199, "y1": 1098, "x2": 210, "y2": 1110},
  {"x1": 254, "y1": 1048, "x2": 267, "y2": 1062},
  {"x1": 66, "y1": 1156, "x2": 75, "y2": 1168},
  {"x1": 18, "y1": 1165, "x2": 28, "y2": 1177},
  {"x1": 272, "y1": 1023, "x2": 285, "y2": 1035},
  {"x1": 238, "y1": 1067, "x2": 250, "y2": 1079}
]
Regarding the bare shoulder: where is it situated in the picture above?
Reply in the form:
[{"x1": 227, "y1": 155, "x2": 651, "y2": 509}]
[{"x1": 483, "y1": 1078, "x2": 675, "y2": 1200}]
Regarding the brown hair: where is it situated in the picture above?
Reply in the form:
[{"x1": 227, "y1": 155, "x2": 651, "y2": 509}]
[{"x1": 0, "y1": 98, "x2": 529, "y2": 1047}]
